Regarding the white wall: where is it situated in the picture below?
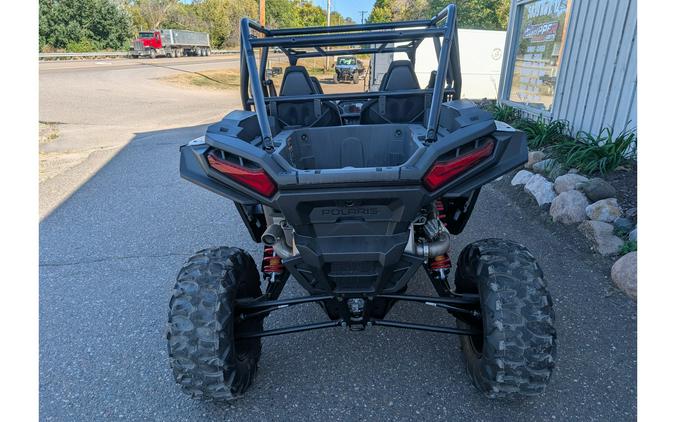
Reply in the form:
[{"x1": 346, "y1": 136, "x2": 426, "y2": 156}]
[
  {"x1": 370, "y1": 29, "x2": 506, "y2": 99},
  {"x1": 499, "y1": 0, "x2": 637, "y2": 137}
]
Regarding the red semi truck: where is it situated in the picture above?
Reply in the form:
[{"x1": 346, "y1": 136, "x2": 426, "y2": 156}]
[{"x1": 130, "y1": 29, "x2": 211, "y2": 58}]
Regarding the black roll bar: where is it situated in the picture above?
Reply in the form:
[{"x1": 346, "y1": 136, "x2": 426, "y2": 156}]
[
  {"x1": 239, "y1": 4, "x2": 461, "y2": 152},
  {"x1": 240, "y1": 18, "x2": 274, "y2": 150}
]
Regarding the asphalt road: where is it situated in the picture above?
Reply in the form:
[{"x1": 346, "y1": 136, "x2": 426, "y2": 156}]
[
  {"x1": 39, "y1": 55, "x2": 242, "y2": 217},
  {"x1": 39, "y1": 58, "x2": 636, "y2": 421}
]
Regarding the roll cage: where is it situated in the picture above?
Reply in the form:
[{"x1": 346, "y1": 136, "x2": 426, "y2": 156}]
[{"x1": 239, "y1": 4, "x2": 462, "y2": 151}]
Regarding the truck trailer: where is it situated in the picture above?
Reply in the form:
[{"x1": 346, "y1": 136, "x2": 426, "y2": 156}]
[{"x1": 131, "y1": 29, "x2": 211, "y2": 58}]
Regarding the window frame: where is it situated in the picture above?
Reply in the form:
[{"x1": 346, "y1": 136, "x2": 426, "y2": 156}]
[{"x1": 499, "y1": 0, "x2": 572, "y2": 118}]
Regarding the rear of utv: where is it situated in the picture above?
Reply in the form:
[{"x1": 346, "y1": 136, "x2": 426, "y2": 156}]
[{"x1": 167, "y1": 4, "x2": 556, "y2": 403}]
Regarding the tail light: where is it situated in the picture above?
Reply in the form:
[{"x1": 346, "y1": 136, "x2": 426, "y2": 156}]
[
  {"x1": 207, "y1": 151, "x2": 277, "y2": 197},
  {"x1": 423, "y1": 139, "x2": 495, "y2": 191}
]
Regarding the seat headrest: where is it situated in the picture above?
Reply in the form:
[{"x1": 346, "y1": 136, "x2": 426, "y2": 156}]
[
  {"x1": 280, "y1": 66, "x2": 315, "y2": 96},
  {"x1": 382, "y1": 60, "x2": 420, "y2": 91}
]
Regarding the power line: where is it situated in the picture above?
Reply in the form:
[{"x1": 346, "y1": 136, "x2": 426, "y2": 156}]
[{"x1": 359, "y1": 10, "x2": 368, "y2": 24}]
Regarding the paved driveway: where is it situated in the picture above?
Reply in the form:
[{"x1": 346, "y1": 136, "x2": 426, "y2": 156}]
[{"x1": 39, "y1": 122, "x2": 636, "y2": 421}]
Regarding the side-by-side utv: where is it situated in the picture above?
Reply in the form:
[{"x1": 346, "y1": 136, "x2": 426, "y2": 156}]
[{"x1": 168, "y1": 4, "x2": 556, "y2": 403}]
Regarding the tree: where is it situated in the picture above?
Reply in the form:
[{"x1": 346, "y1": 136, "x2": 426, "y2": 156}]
[
  {"x1": 194, "y1": 0, "x2": 258, "y2": 48},
  {"x1": 131, "y1": 0, "x2": 179, "y2": 29},
  {"x1": 370, "y1": 0, "x2": 511, "y2": 30},
  {"x1": 39, "y1": 0, "x2": 133, "y2": 51},
  {"x1": 266, "y1": 0, "x2": 301, "y2": 29}
]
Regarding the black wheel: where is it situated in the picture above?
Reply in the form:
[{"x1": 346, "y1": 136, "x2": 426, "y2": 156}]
[
  {"x1": 167, "y1": 247, "x2": 263, "y2": 402},
  {"x1": 333, "y1": 74, "x2": 338, "y2": 84},
  {"x1": 205, "y1": 48, "x2": 211, "y2": 56},
  {"x1": 454, "y1": 239, "x2": 556, "y2": 398},
  {"x1": 149, "y1": 49, "x2": 156, "y2": 59},
  {"x1": 352, "y1": 73, "x2": 359, "y2": 84}
]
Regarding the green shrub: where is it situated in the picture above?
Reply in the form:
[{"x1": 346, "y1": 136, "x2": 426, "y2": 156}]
[
  {"x1": 620, "y1": 240, "x2": 637, "y2": 255},
  {"x1": 519, "y1": 118, "x2": 571, "y2": 149},
  {"x1": 551, "y1": 127, "x2": 636, "y2": 176},
  {"x1": 489, "y1": 103, "x2": 521, "y2": 124},
  {"x1": 65, "y1": 39, "x2": 97, "y2": 53}
]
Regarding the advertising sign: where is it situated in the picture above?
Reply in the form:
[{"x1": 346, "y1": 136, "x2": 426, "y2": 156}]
[{"x1": 508, "y1": 0, "x2": 569, "y2": 111}]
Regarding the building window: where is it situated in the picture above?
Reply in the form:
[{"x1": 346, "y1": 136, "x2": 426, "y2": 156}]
[{"x1": 507, "y1": 0, "x2": 570, "y2": 111}]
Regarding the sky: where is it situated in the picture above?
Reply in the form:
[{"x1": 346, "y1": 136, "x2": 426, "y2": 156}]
[{"x1": 308, "y1": 0, "x2": 377, "y2": 23}]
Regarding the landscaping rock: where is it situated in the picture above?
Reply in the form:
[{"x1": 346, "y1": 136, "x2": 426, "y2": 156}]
[
  {"x1": 532, "y1": 158, "x2": 564, "y2": 179},
  {"x1": 532, "y1": 158, "x2": 556, "y2": 174},
  {"x1": 613, "y1": 217, "x2": 634, "y2": 234},
  {"x1": 629, "y1": 227, "x2": 637, "y2": 242},
  {"x1": 625, "y1": 207, "x2": 638, "y2": 223},
  {"x1": 554, "y1": 173, "x2": 589, "y2": 194},
  {"x1": 524, "y1": 174, "x2": 557, "y2": 207},
  {"x1": 611, "y1": 251, "x2": 637, "y2": 299},
  {"x1": 567, "y1": 168, "x2": 580, "y2": 174},
  {"x1": 578, "y1": 220, "x2": 624, "y2": 256},
  {"x1": 511, "y1": 170, "x2": 534, "y2": 186},
  {"x1": 525, "y1": 151, "x2": 546, "y2": 169},
  {"x1": 586, "y1": 198, "x2": 622, "y2": 223},
  {"x1": 577, "y1": 178, "x2": 617, "y2": 202},
  {"x1": 549, "y1": 190, "x2": 589, "y2": 224}
]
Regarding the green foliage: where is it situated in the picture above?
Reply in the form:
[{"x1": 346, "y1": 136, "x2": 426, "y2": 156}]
[
  {"x1": 40, "y1": 0, "x2": 133, "y2": 51},
  {"x1": 370, "y1": 0, "x2": 510, "y2": 30},
  {"x1": 488, "y1": 103, "x2": 521, "y2": 125},
  {"x1": 620, "y1": 240, "x2": 637, "y2": 255},
  {"x1": 519, "y1": 118, "x2": 570, "y2": 149},
  {"x1": 41, "y1": 0, "x2": 354, "y2": 51},
  {"x1": 551, "y1": 128, "x2": 637, "y2": 176}
]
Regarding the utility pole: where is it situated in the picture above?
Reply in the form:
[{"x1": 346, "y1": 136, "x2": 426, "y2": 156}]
[
  {"x1": 359, "y1": 10, "x2": 368, "y2": 24},
  {"x1": 325, "y1": 0, "x2": 331, "y2": 70},
  {"x1": 259, "y1": 0, "x2": 265, "y2": 26}
]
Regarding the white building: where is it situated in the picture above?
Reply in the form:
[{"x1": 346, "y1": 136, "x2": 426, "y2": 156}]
[
  {"x1": 498, "y1": 0, "x2": 637, "y2": 136},
  {"x1": 370, "y1": 29, "x2": 507, "y2": 100}
]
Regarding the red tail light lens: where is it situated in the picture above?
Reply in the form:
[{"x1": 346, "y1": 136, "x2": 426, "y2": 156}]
[
  {"x1": 207, "y1": 151, "x2": 277, "y2": 197},
  {"x1": 423, "y1": 139, "x2": 495, "y2": 191}
]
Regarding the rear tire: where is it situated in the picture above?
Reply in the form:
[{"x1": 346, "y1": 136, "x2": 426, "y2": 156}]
[
  {"x1": 167, "y1": 247, "x2": 263, "y2": 402},
  {"x1": 454, "y1": 239, "x2": 556, "y2": 398},
  {"x1": 205, "y1": 48, "x2": 211, "y2": 56}
]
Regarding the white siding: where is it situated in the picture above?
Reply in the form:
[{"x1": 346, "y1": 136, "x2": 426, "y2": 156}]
[{"x1": 501, "y1": 0, "x2": 637, "y2": 136}]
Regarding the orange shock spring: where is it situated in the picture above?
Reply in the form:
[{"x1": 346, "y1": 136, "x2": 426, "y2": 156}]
[
  {"x1": 435, "y1": 199, "x2": 447, "y2": 226},
  {"x1": 430, "y1": 254, "x2": 451, "y2": 270},
  {"x1": 262, "y1": 246, "x2": 285, "y2": 275}
]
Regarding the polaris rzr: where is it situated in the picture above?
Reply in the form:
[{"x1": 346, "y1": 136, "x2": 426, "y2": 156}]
[
  {"x1": 333, "y1": 55, "x2": 365, "y2": 84},
  {"x1": 168, "y1": 4, "x2": 556, "y2": 402}
]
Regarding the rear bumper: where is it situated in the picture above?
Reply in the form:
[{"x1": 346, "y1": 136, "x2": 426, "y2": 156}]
[{"x1": 178, "y1": 102, "x2": 527, "y2": 295}]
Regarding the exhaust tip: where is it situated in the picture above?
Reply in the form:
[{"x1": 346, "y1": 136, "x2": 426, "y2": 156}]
[{"x1": 261, "y1": 233, "x2": 276, "y2": 246}]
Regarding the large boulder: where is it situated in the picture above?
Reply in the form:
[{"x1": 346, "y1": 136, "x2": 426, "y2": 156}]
[
  {"x1": 586, "y1": 198, "x2": 623, "y2": 223},
  {"x1": 578, "y1": 220, "x2": 624, "y2": 256},
  {"x1": 524, "y1": 174, "x2": 557, "y2": 206},
  {"x1": 554, "y1": 173, "x2": 589, "y2": 194},
  {"x1": 577, "y1": 178, "x2": 617, "y2": 202},
  {"x1": 549, "y1": 190, "x2": 589, "y2": 224},
  {"x1": 611, "y1": 252, "x2": 637, "y2": 299},
  {"x1": 525, "y1": 151, "x2": 546, "y2": 169},
  {"x1": 511, "y1": 169, "x2": 534, "y2": 186}
]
